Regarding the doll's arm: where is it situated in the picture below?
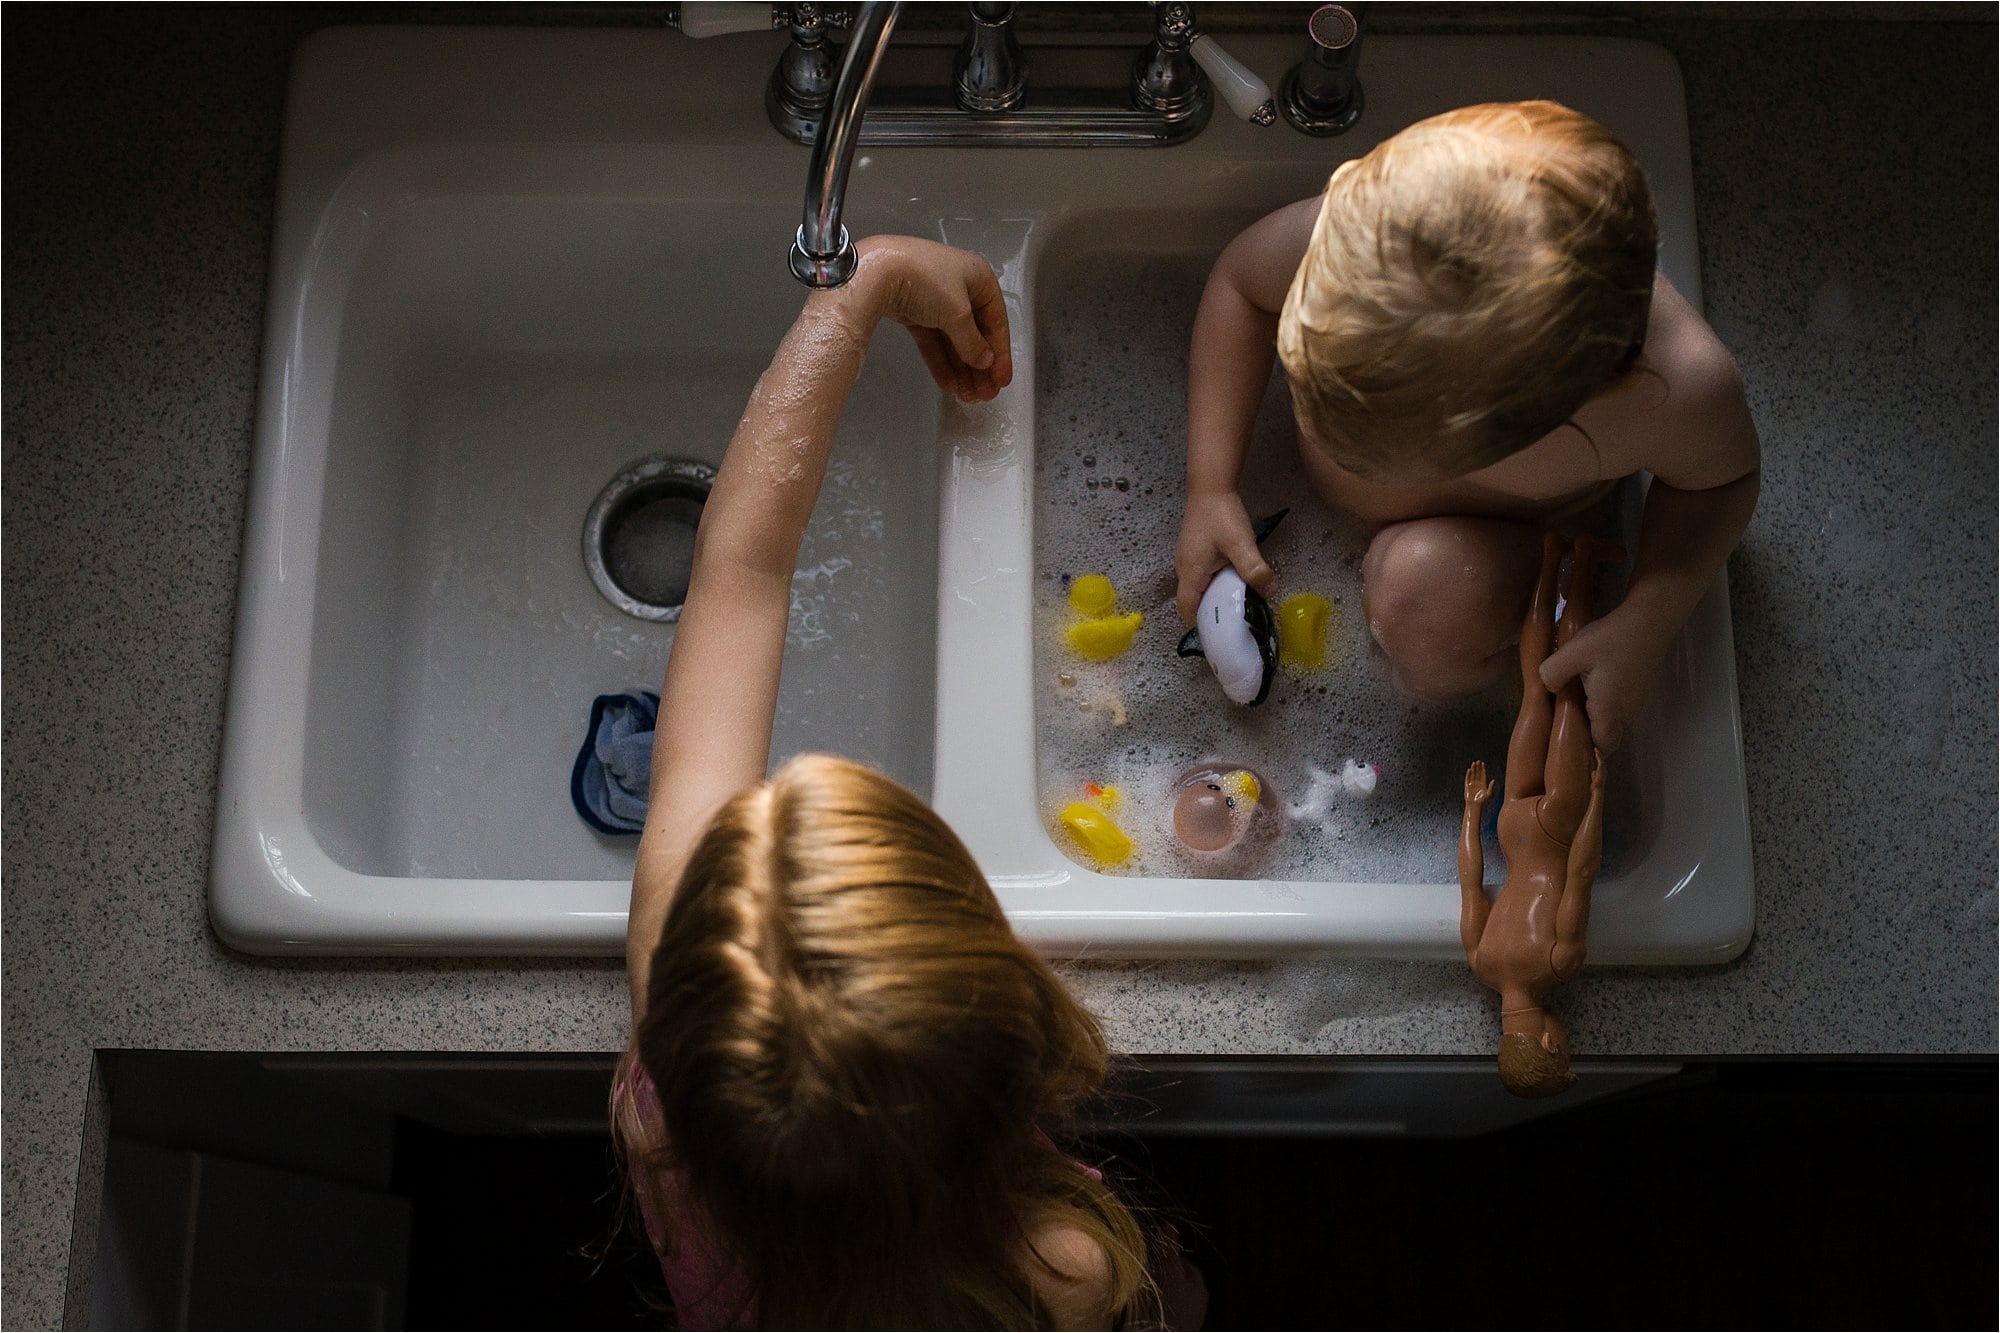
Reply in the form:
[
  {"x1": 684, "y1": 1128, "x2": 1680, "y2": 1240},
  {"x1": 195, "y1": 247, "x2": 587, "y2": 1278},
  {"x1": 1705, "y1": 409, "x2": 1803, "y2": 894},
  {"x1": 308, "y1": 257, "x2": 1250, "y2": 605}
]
[
  {"x1": 1458, "y1": 761, "x2": 1496, "y2": 963},
  {"x1": 1174, "y1": 197, "x2": 1321, "y2": 623},
  {"x1": 1550, "y1": 751, "x2": 1606, "y2": 980},
  {"x1": 626, "y1": 239, "x2": 1010, "y2": 1020}
]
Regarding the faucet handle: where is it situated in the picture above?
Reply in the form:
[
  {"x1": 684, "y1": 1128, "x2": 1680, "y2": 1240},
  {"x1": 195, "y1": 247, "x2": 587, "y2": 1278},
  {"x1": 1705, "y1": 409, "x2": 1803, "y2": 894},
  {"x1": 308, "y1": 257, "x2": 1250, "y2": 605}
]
[
  {"x1": 668, "y1": 3, "x2": 782, "y2": 37},
  {"x1": 957, "y1": 2, "x2": 1027, "y2": 113},
  {"x1": 1132, "y1": 2, "x2": 1203, "y2": 121},
  {"x1": 1189, "y1": 34, "x2": 1276, "y2": 125},
  {"x1": 768, "y1": 4, "x2": 850, "y2": 142}
]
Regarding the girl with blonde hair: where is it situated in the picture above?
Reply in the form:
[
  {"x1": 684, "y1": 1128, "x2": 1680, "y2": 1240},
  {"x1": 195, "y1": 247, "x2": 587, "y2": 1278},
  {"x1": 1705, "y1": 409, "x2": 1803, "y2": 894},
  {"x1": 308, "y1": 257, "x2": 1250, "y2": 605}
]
[{"x1": 610, "y1": 236, "x2": 1193, "y2": 1329}]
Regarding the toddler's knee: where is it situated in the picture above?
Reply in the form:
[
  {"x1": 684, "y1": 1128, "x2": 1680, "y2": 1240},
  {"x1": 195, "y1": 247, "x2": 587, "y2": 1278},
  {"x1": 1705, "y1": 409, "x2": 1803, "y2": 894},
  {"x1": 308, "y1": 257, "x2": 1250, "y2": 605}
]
[{"x1": 1361, "y1": 520, "x2": 1528, "y2": 699}]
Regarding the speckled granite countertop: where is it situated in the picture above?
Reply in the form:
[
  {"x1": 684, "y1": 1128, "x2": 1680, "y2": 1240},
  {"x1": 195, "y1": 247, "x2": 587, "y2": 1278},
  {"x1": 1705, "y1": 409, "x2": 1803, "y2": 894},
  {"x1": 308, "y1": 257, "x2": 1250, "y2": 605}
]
[{"x1": 5, "y1": 8, "x2": 1993, "y2": 1327}]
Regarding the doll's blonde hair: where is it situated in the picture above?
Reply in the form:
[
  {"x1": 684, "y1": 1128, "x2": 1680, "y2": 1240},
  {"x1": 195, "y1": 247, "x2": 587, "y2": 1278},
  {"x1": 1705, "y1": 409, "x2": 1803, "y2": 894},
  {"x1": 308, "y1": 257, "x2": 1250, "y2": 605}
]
[
  {"x1": 612, "y1": 753, "x2": 1151, "y2": 1329},
  {"x1": 1497, "y1": 1032, "x2": 1578, "y2": 1099},
  {"x1": 1277, "y1": 100, "x2": 1658, "y2": 483}
]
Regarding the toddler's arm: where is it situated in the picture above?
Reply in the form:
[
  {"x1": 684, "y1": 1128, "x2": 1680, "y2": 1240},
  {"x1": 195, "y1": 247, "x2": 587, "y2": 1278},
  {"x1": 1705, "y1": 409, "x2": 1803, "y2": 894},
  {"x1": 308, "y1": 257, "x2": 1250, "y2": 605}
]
[
  {"x1": 1539, "y1": 279, "x2": 1761, "y2": 750},
  {"x1": 625, "y1": 239, "x2": 1011, "y2": 1017},
  {"x1": 1174, "y1": 198, "x2": 1320, "y2": 623}
]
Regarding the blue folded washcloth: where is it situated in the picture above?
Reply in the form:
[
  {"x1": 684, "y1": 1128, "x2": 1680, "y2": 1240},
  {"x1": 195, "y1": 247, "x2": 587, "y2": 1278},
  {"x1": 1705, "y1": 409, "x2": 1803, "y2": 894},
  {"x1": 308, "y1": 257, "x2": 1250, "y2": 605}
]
[{"x1": 571, "y1": 691, "x2": 660, "y2": 835}]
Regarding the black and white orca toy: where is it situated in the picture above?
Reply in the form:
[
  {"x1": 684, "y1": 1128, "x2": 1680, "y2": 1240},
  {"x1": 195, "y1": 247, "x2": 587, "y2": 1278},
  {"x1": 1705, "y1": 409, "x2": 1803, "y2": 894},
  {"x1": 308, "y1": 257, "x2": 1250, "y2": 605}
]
[{"x1": 1176, "y1": 509, "x2": 1288, "y2": 706}]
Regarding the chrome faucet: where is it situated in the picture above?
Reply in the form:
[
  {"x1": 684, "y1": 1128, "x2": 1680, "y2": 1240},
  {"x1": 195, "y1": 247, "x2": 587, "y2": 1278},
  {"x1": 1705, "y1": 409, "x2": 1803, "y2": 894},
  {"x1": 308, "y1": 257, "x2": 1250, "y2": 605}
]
[
  {"x1": 1141, "y1": 4, "x2": 1278, "y2": 127},
  {"x1": 780, "y1": 2, "x2": 1277, "y2": 288},
  {"x1": 788, "y1": 1, "x2": 901, "y2": 289},
  {"x1": 1280, "y1": 3, "x2": 1366, "y2": 136},
  {"x1": 765, "y1": 3, "x2": 852, "y2": 146},
  {"x1": 956, "y1": 1, "x2": 1026, "y2": 112}
]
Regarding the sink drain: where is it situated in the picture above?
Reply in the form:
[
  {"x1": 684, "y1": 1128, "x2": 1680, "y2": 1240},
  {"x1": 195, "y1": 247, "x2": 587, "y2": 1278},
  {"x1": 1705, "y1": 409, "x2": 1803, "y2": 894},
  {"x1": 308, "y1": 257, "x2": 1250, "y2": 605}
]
[{"x1": 583, "y1": 455, "x2": 717, "y2": 621}]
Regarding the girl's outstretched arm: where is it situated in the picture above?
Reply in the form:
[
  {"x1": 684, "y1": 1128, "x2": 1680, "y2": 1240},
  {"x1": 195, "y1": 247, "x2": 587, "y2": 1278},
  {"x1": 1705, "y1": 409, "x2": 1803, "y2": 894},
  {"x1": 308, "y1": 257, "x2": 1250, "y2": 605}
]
[{"x1": 626, "y1": 238, "x2": 1011, "y2": 1019}]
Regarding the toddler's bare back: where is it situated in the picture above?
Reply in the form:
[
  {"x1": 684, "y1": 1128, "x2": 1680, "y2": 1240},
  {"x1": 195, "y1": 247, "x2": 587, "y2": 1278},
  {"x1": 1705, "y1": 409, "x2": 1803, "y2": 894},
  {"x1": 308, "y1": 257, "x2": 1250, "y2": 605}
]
[{"x1": 1292, "y1": 270, "x2": 1742, "y2": 530}]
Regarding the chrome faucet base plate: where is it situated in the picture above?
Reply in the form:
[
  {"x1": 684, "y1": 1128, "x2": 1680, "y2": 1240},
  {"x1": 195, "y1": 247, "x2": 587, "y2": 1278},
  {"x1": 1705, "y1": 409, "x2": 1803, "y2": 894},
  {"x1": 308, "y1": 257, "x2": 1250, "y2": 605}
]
[{"x1": 1279, "y1": 68, "x2": 1365, "y2": 137}]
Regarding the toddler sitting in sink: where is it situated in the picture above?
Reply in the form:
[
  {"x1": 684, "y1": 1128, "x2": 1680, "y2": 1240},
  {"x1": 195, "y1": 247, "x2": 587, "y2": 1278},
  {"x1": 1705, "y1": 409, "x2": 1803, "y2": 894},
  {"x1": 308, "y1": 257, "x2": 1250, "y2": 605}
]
[
  {"x1": 1173, "y1": 100, "x2": 1760, "y2": 751},
  {"x1": 608, "y1": 236, "x2": 1203, "y2": 1329}
]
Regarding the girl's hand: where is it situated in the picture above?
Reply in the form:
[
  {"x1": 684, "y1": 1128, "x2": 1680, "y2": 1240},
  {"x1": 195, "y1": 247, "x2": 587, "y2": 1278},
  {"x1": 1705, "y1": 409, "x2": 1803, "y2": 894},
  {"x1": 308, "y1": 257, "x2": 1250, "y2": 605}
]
[
  {"x1": 847, "y1": 236, "x2": 1013, "y2": 402},
  {"x1": 1174, "y1": 488, "x2": 1277, "y2": 624}
]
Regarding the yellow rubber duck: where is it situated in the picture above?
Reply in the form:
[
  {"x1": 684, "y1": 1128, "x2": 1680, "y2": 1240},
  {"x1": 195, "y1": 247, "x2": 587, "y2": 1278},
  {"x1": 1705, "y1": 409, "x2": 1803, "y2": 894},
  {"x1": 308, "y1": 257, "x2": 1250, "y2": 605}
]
[
  {"x1": 1057, "y1": 801, "x2": 1134, "y2": 865},
  {"x1": 1068, "y1": 574, "x2": 1117, "y2": 618},
  {"x1": 1067, "y1": 611, "x2": 1144, "y2": 661},
  {"x1": 1064, "y1": 573, "x2": 1143, "y2": 661}
]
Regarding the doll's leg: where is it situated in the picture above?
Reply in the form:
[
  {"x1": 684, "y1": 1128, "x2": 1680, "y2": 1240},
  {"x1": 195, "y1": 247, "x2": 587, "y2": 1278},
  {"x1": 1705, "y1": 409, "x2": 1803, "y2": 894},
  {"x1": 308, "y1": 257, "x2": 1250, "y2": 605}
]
[
  {"x1": 1502, "y1": 532, "x2": 1564, "y2": 801},
  {"x1": 1539, "y1": 539, "x2": 1611, "y2": 836},
  {"x1": 1550, "y1": 752, "x2": 1604, "y2": 979}
]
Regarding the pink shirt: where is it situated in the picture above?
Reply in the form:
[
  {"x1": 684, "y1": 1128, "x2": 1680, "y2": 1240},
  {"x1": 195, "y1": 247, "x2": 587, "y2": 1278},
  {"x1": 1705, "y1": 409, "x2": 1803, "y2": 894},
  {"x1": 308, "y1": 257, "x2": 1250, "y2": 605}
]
[{"x1": 620, "y1": 1065, "x2": 755, "y2": 1329}]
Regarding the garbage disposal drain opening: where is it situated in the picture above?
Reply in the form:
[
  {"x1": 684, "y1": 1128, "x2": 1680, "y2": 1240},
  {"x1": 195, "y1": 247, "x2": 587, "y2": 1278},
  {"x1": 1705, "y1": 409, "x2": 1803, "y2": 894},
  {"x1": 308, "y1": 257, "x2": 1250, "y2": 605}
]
[{"x1": 583, "y1": 455, "x2": 717, "y2": 622}]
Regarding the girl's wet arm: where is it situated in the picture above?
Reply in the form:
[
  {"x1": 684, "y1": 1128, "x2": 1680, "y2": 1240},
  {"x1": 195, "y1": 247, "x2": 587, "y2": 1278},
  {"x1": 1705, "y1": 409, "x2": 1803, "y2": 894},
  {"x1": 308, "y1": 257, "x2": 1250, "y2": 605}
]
[
  {"x1": 626, "y1": 240, "x2": 1011, "y2": 1019},
  {"x1": 626, "y1": 297, "x2": 872, "y2": 1014}
]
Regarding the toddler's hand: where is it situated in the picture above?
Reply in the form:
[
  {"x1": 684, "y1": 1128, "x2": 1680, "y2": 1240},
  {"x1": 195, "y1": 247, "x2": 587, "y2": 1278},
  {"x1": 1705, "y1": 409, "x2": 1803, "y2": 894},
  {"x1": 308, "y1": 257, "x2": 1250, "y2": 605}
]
[
  {"x1": 1174, "y1": 490, "x2": 1277, "y2": 624},
  {"x1": 1538, "y1": 606, "x2": 1666, "y2": 753},
  {"x1": 849, "y1": 236, "x2": 1013, "y2": 402}
]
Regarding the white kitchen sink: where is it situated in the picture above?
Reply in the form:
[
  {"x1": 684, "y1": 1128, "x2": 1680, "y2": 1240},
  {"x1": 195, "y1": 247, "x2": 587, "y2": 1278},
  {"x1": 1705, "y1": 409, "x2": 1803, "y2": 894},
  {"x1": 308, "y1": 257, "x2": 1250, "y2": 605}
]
[{"x1": 213, "y1": 25, "x2": 1751, "y2": 960}]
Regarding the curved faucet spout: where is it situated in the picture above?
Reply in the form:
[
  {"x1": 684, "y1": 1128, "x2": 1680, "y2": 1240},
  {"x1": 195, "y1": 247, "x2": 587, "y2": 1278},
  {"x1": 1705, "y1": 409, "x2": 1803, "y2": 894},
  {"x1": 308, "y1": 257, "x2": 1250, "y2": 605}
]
[{"x1": 790, "y1": 0, "x2": 902, "y2": 288}]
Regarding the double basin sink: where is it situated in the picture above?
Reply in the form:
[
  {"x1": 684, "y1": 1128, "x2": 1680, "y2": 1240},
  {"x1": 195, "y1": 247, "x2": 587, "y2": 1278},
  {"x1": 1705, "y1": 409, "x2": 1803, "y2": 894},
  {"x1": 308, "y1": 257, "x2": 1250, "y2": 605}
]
[{"x1": 211, "y1": 25, "x2": 1752, "y2": 960}]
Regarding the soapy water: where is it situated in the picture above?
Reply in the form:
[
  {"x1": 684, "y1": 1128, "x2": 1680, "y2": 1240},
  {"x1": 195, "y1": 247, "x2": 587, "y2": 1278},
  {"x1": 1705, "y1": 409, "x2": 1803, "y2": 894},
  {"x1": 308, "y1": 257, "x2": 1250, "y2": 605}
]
[{"x1": 1032, "y1": 248, "x2": 1638, "y2": 885}]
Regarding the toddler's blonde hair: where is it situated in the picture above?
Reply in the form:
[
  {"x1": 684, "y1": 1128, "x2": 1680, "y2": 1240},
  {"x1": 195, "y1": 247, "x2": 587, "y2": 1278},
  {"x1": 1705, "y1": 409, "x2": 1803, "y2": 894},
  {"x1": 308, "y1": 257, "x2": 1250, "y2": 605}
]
[
  {"x1": 1277, "y1": 100, "x2": 1658, "y2": 483},
  {"x1": 612, "y1": 753, "x2": 1151, "y2": 1329}
]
